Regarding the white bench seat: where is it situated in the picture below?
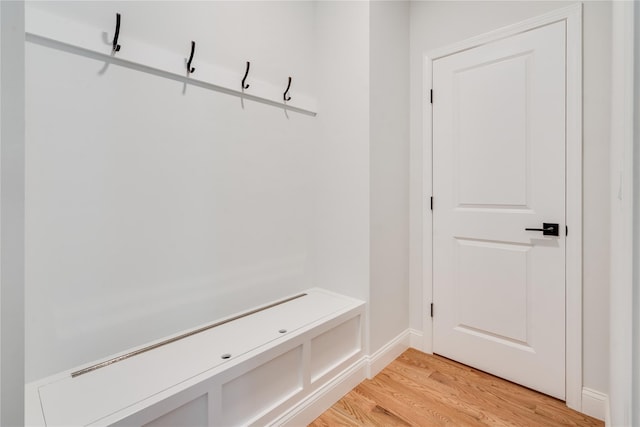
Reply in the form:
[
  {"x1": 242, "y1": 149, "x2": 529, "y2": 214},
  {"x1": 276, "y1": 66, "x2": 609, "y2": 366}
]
[{"x1": 26, "y1": 288, "x2": 365, "y2": 426}]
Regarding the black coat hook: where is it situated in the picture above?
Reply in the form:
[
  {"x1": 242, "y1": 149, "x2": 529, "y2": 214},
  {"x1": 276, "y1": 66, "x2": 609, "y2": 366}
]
[
  {"x1": 112, "y1": 13, "x2": 121, "y2": 53},
  {"x1": 187, "y1": 41, "x2": 196, "y2": 74},
  {"x1": 283, "y1": 76, "x2": 292, "y2": 101},
  {"x1": 242, "y1": 61, "x2": 251, "y2": 89}
]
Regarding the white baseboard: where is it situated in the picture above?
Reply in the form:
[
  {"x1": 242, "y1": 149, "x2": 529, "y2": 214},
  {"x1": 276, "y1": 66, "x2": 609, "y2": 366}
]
[
  {"x1": 275, "y1": 329, "x2": 416, "y2": 425},
  {"x1": 367, "y1": 330, "x2": 411, "y2": 378},
  {"x1": 581, "y1": 387, "x2": 608, "y2": 422},
  {"x1": 274, "y1": 357, "x2": 368, "y2": 427},
  {"x1": 275, "y1": 329, "x2": 429, "y2": 426},
  {"x1": 409, "y1": 328, "x2": 424, "y2": 351}
]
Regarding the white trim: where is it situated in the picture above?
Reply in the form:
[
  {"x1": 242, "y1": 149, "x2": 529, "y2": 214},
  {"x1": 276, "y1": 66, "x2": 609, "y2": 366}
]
[
  {"x1": 271, "y1": 357, "x2": 368, "y2": 427},
  {"x1": 581, "y1": 388, "x2": 608, "y2": 422},
  {"x1": 609, "y1": 1, "x2": 636, "y2": 426},
  {"x1": 421, "y1": 3, "x2": 583, "y2": 411},
  {"x1": 275, "y1": 330, "x2": 420, "y2": 426},
  {"x1": 409, "y1": 328, "x2": 425, "y2": 352},
  {"x1": 564, "y1": 3, "x2": 584, "y2": 412},
  {"x1": 367, "y1": 330, "x2": 410, "y2": 379},
  {"x1": 427, "y1": 4, "x2": 583, "y2": 61},
  {"x1": 422, "y1": 52, "x2": 434, "y2": 355}
]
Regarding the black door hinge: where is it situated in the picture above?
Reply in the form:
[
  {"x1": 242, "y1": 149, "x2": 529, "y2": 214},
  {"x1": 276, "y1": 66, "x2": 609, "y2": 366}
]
[
  {"x1": 430, "y1": 303, "x2": 433, "y2": 318},
  {"x1": 430, "y1": 89, "x2": 433, "y2": 104},
  {"x1": 430, "y1": 196, "x2": 433, "y2": 210},
  {"x1": 566, "y1": 225, "x2": 568, "y2": 236}
]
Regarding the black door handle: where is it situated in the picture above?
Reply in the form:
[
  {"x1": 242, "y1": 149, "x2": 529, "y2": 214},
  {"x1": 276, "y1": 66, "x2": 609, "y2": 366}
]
[{"x1": 525, "y1": 223, "x2": 559, "y2": 236}]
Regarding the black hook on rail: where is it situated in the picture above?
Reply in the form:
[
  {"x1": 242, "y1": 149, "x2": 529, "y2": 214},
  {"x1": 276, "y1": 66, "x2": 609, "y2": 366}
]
[
  {"x1": 187, "y1": 41, "x2": 196, "y2": 74},
  {"x1": 283, "y1": 76, "x2": 292, "y2": 102},
  {"x1": 242, "y1": 61, "x2": 251, "y2": 89},
  {"x1": 112, "y1": 13, "x2": 121, "y2": 53}
]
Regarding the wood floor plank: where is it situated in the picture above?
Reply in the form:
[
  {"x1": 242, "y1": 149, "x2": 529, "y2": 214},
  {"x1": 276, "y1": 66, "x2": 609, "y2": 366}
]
[
  {"x1": 310, "y1": 349, "x2": 604, "y2": 427},
  {"x1": 308, "y1": 406, "x2": 361, "y2": 427},
  {"x1": 337, "y1": 390, "x2": 413, "y2": 426},
  {"x1": 383, "y1": 362, "x2": 515, "y2": 426},
  {"x1": 353, "y1": 380, "x2": 455, "y2": 426},
  {"x1": 400, "y1": 360, "x2": 561, "y2": 425}
]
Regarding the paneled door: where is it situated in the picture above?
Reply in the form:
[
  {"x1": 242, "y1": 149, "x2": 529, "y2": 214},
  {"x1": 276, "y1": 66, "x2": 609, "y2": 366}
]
[{"x1": 432, "y1": 21, "x2": 566, "y2": 399}]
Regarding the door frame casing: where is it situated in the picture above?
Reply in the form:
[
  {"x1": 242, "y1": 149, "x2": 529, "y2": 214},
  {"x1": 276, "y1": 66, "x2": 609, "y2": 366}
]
[{"x1": 419, "y1": 4, "x2": 583, "y2": 411}]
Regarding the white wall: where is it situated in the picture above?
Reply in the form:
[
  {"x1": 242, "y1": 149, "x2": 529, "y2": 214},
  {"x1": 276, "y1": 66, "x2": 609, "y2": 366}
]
[
  {"x1": 25, "y1": 0, "x2": 378, "y2": 386},
  {"x1": 582, "y1": 1, "x2": 612, "y2": 397},
  {"x1": 409, "y1": 0, "x2": 612, "y2": 397},
  {"x1": 311, "y1": 0, "x2": 370, "y2": 306},
  {"x1": 25, "y1": 1, "x2": 318, "y2": 382},
  {"x1": 0, "y1": 1, "x2": 25, "y2": 424},
  {"x1": 369, "y1": 0, "x2": 410, "y2": 354}
]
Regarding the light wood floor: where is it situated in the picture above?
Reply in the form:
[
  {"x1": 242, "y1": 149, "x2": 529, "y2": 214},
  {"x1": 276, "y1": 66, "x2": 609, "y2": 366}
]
[{"x1": 309, "y1": 349, "x2": 603, "y2": 426}]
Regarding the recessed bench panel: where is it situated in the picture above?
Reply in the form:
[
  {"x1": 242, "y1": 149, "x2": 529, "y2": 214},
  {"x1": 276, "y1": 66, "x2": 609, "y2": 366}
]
[
  {"x1": 310, "y1": 316, "x2": 361, "y2": 383},
  {"x1": 220, "y1": 346, "x2": 303, "y2": 426}
]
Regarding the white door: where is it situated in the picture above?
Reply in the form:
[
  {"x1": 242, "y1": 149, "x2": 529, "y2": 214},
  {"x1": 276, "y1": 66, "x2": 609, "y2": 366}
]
[{"x1": 432, "y1": 21, "x2": 566, "y2": 399}]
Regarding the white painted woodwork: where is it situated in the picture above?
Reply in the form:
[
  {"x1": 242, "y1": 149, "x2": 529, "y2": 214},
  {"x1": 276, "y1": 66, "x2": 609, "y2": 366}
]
[
  {"x1": 418, "y1": 4, "x2": 584, "y2": 410},
  {"x1": 609, "y1": 2, "x2": 637, "y2": 425},
  {"x1": 310, "y1": 316, "x2": 361, "y2": 383},
  {"x1": 432, "y1": 21, "x2": 566, "y2": 399},
  {"x1": 368, "y1": 329, "x2": 411, "y2": 379},
  {"x1": 24, "y1": 6, "x2": 317, "y2": 115},
  {"x1": 142, "y1": 395, "x2": 208, "y2": 427},
  {"x1": 581, "y1": 387, "x2": 608, "y2": 421},
  {"x1": 25, "y1": 289, "x2": 365, "y2": 426},
  {"x1": 220, "y1": 346, "x2": 303, "y2": 426}
]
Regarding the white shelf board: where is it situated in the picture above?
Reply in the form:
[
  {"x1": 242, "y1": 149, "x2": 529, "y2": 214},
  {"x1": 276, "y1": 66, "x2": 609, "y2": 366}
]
[{"x1": 25, "y1": 7, "x2": 318, "y2": 117}]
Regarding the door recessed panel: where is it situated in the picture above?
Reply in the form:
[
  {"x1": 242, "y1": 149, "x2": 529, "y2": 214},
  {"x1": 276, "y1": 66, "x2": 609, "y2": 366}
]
[
  {"x1": 454, "y1": 238, "x2": 530, "y2": 344},
  {"x1": 455, "y1": 54, "x2": 531, "y2": 208}
]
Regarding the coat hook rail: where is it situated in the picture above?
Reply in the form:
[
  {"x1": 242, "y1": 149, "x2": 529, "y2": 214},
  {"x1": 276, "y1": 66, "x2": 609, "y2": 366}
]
[
  {"x1": 242, "y1": 61, "x2": 250, "y2": 89},
  {"x1": 112, "y1": 13, "x2": 121, "y2": 53},
  {"x1": 24, "y1": 22, "x2": 318, "y2": 116},
  {"x1": 187, "y1": 40, "x2": 196, "y2": 74},
  {"x1": 283, "y1": 76, "x2": 292, "y2": 101}
]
